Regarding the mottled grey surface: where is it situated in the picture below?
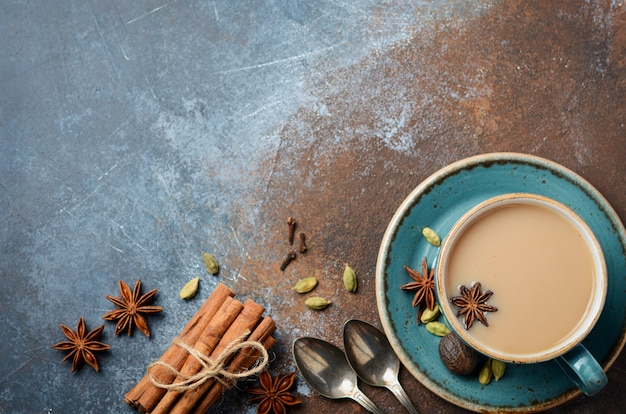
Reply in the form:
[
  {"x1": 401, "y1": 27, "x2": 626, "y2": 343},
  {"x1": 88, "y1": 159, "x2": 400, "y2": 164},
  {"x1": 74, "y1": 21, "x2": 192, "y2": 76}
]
[
  {"x1": 2, "y1": 1, "x2": 626, "y2": 414},
  {"x1": 0, "y1": 1, "x2": 447, "y2": 413}
]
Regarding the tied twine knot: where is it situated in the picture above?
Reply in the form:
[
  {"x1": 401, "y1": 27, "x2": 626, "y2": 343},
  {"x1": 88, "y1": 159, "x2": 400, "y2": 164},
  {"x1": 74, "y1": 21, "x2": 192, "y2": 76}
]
[{"x1": 148, "y1": 329, "x2": 269, "y2": 392}]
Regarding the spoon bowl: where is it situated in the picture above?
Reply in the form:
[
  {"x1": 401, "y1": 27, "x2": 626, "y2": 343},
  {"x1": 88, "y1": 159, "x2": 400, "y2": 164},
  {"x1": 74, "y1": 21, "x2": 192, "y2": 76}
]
[
  {"x1": 292, "y1": 336, "x2": 384, "y2": 414},
  {"x1": 343, "y1": 319, "x2": 419, "y2": 414}
]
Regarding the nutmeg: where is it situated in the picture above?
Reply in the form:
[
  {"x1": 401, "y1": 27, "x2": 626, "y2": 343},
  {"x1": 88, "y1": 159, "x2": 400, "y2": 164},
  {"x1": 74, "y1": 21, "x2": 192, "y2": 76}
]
[{"x1": 438, "y1": 332, "x2": 478, "y2": 375}]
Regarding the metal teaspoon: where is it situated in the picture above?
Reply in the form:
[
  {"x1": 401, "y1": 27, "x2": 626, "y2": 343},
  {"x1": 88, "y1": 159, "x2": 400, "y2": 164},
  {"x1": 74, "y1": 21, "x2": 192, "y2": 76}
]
[
  {"x1": 292, "y1": 336, "x2": 384, "y2": 414},
  {"x1": 343, "y1": 319, "x2": 419, "y2": 414}
]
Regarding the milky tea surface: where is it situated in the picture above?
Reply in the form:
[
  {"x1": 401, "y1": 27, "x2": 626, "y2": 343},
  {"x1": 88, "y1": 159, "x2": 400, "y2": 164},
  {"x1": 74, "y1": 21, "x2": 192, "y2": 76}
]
[{"x1": 445, "y1": 203, "x2": 595, "y2": 357}]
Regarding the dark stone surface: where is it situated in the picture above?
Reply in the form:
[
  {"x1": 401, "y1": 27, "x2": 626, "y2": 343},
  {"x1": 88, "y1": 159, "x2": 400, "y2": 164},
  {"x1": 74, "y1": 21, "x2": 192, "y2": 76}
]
[{"x1": 1, "y1": 1, "x2": 625, "y2": 413}]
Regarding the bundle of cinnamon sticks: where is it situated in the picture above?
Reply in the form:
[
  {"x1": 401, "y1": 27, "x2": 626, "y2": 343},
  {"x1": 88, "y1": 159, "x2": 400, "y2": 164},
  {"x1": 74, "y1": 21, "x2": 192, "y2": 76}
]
[{"x1": 125, "y1": 283, "x2": 276, "y2": 414}]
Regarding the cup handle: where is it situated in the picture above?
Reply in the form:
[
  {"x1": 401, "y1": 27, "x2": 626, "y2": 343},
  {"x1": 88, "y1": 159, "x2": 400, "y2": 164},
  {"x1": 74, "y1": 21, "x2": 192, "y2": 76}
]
[{"x1": 555, "y1": 343, "x2": 607, "y2": 396}]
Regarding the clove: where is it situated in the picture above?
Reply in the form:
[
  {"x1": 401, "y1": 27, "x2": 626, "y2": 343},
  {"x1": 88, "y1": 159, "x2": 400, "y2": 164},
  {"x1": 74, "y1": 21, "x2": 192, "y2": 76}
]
[
  {"x1": 297, "y1": 232, "x2": 307, "y2": 253},
  {"x1": 280, "y1": 251, "x2": 297, "y2": 271},
  {"x1": 287, "y1": 217, "x2": 297, "y2": 245}
]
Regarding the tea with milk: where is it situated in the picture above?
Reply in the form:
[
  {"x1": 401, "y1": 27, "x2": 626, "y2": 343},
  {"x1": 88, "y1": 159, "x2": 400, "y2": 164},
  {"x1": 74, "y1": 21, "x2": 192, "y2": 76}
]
[{"x1": 444, "y1": 202, "x2": 596, "y2": 356}]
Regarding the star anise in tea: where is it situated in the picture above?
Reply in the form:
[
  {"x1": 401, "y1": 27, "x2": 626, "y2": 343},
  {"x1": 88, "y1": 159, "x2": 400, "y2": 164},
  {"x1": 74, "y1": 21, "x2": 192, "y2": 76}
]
[
  {"x1": 450, "y1": 282, "x2": 498, "y2": 330},
  {"x1": 247, "y1": 370, "x2": 302, "y2": 414},
  {"x1": 401, "y1": 257, "x2": 436, "y2": 323},
  {"x1": 50, "y1": 317, "x2": 110, "y2": 372},
  {"x1": 102, "y1": 279, "x2": 163, "y2": 337}
]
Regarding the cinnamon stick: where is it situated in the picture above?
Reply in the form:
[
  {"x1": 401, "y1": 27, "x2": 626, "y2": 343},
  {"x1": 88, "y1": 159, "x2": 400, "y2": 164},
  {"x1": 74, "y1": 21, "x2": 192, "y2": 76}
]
[
  {"x1": 169, "y1": 299, "x2": 266, "y2": 414},
  {"x1": 151, "y1": 299, "x2": 249, "y2": 414},
  {"x1": 140, "y1": 296, "x2": 242, "y2": 413},
  {"x1": 193, "y1": 316, "x2": 276, "y2": 414},
  {"x1": 124, "y1": 283, "x2": 235, "y2": 412}
]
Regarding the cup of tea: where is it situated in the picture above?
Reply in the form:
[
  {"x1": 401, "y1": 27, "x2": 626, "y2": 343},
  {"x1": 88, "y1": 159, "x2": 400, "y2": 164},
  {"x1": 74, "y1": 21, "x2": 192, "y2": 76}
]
[{"x1": 436, "y1": 193, "x2": 608, "y2": 396}]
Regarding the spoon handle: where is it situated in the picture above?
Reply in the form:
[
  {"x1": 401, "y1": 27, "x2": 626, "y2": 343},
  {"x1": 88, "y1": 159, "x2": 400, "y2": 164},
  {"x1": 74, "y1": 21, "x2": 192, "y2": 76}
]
[
  {"x1": 352, "y1": 390, "x2": 385, "y2": 414},
  {"x1": 389, "y1": 382, "x2": 419, "y2": 414}
]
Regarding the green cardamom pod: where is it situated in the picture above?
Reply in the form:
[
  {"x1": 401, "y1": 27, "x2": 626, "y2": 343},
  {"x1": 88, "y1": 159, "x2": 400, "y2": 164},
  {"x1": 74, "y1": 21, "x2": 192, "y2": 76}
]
[
  {"x1": 293, "y1": 277, "x2": 318, "y2": 294},
  {"x1": 343, "y1": 265, "x2": 357, "y2": 292},
  {"x1": 420, "y1": 303, "x2": 441, "y2": 323},
  {"x1": 478, "y1": 359, "x2": 493, "y2": 385},
  {"x1": 425, "y1": 321, "x2": 450, "y2": 337},
  {"x1": 422, "y1": 227, "x2": 441, "y2": 247},
  {"x1": 202, "y1": 252, "x2": 219, "y2": 275},
  {"x1": 179, "y1": 277, "x2": 200, "y2": 300},
  {"x1": 305, "y1": 297, "x2": 331, "y2": 310},
  {"x1": 492, "y1": 359, "x2": 506, "y2": 381}
]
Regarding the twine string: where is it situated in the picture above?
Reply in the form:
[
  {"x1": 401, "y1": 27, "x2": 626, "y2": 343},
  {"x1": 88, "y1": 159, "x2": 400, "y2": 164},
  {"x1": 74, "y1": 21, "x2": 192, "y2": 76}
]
[{"x1": 148, "y1": 329, "x2": 269, "y2": 392}]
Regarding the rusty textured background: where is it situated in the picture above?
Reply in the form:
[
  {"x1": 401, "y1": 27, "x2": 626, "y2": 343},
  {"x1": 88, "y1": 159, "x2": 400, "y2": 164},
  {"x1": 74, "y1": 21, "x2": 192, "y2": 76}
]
[{"x1": 1, "y1": 1, "x2": 625, "y2": 413}]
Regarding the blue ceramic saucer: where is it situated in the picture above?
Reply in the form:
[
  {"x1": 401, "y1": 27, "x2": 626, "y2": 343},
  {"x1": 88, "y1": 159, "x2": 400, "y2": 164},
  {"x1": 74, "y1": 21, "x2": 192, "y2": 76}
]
[{"x1": 375, "y1": 153, "x2": 626, "y2": 412}]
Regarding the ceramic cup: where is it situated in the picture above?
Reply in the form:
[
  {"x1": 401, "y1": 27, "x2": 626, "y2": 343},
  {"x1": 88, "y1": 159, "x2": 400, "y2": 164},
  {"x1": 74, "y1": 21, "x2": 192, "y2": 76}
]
[{"x1": 436, "y1": 193, "x2": 608, "y2": 396}]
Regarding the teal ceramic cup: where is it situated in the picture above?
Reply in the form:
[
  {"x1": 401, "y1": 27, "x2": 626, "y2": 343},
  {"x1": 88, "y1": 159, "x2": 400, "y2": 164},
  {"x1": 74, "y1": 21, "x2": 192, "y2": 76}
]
[{"x1": 436, "y1": 193, "x2": 608, "y2": 396}]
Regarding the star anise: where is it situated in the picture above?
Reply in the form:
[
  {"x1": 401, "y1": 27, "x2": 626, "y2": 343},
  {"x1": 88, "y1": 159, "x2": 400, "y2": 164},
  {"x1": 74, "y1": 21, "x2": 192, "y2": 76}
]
[
  {"x1": 50, "y1": 317, "x2": 110, "y2": 373},
  {"x1": 247, "y1": 370, "x2": 303, "y2": 414},
  {"x1": 102, "y1": 279, "x2": 163, "y2": 337},
  {"x1": 450, "y1": 282, "x2": 498, "y2": 330},
  {"x1": 401, "y1": 257, "x2": 436, "y2": 323}
]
